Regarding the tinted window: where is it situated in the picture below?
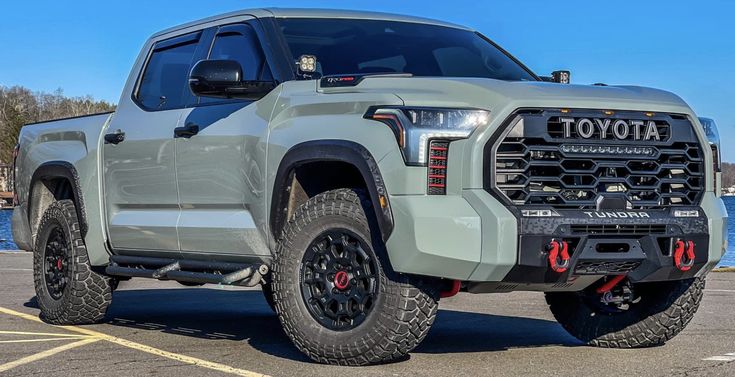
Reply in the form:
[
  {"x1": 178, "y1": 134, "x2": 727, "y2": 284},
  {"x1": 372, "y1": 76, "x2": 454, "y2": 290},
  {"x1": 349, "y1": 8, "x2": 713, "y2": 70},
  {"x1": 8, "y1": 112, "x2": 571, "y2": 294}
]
[
  {"x1": 137, "y1": 35, "x2": 198, "y2": 110},
  {"x1": 209, "y1": 24, "x2": 270, "y2": 81},
  {"x1": 278, "y1": 18, "x2": 536, "y2": 81},
  {"x1": 200, "y1": 24, "x2": 272, "y2": 104}
]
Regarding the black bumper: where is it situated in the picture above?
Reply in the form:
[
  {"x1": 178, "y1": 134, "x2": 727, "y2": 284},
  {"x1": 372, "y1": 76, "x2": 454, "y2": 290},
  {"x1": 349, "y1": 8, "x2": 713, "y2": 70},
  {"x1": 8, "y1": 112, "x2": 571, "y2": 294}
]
[{"x1": 502, "y1": 208, "x2": 709, "y2": 285}]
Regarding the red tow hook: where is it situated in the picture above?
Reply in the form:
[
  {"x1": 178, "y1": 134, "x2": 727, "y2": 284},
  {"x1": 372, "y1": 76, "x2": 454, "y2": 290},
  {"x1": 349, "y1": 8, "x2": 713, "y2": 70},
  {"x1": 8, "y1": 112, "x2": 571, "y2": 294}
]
[
  {"x1": 547, "y1": 239, "x2": 570, "y2": 273},
  {"x1": 673, "y1": 239, "x2": 696, "y2": 272},
  {"x1": 596, "y1": 275, "x2": 627, "y2": 294},
  {"x1": 440, "y1": 280, "x2": 461, "y2": 298}
]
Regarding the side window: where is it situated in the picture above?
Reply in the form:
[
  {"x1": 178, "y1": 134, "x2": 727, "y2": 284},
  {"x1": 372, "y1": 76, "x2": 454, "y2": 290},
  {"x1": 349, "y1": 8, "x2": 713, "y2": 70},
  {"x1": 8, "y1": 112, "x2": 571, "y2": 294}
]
[
  {"x1": 208, "y1": 24, "x2": 272, "y2": 82},
  {"x1": 137, "y1": 33, "x2": 199, "y2": 110}
]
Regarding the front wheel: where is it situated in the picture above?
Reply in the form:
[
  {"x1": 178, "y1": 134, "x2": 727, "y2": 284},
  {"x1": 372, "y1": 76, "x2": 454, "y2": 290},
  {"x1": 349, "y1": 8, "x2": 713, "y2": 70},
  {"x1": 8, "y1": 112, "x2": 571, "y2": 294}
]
[
  {"x1": 546, "y1": 277, "x2": 704, "y2": 348},
  {"x1": 272, "y1": 189, "x2": 439, "y2": 365}
]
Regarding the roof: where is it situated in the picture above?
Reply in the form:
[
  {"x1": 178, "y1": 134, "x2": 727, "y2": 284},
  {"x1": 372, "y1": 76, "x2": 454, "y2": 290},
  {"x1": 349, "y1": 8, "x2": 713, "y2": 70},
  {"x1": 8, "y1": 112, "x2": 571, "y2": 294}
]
[{"x1": 152, "y1": 8, "x2": 471, "y2": 38}]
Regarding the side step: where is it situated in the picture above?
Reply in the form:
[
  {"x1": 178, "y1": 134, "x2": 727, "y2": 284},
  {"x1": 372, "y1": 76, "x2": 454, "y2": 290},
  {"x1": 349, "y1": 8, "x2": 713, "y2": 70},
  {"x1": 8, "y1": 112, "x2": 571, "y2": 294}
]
[{"x1": 105, "y1": 255, "x2": 269, "y2": 287}]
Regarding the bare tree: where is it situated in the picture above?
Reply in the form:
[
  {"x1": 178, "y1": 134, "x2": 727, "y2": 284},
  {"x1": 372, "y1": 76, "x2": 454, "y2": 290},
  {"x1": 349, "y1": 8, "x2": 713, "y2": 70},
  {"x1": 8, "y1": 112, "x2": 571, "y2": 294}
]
[{"x1": 0, "y1": 86, "x2": 115, "y2": 164}]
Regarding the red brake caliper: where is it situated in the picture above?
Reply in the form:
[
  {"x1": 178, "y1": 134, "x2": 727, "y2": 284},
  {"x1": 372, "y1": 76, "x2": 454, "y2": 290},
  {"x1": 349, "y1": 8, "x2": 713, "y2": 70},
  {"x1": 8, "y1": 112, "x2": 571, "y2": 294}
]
[
  {"x1": 673, "y1": 239, "x2": 696, "y2": 271},
  {"x1": 548, "y1": 239, "x2": 570, "y2": 273},
  {"x1": 56, "y1": 258, "x2": 63, "y2": 271}
]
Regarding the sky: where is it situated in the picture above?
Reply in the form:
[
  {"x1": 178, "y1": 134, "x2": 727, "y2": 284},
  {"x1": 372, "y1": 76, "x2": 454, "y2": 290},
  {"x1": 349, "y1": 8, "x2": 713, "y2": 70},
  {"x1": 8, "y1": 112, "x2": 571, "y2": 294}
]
[{"x1": 1, "y1": 0, "x2": 733, "y2": 160}]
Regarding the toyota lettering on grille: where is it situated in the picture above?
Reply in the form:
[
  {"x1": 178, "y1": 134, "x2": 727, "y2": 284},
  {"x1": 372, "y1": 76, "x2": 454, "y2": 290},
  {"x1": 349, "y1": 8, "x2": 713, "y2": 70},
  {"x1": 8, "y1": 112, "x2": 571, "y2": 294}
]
[{"x1": 560, "y1": 117, "x2": 662, "y2": 141}]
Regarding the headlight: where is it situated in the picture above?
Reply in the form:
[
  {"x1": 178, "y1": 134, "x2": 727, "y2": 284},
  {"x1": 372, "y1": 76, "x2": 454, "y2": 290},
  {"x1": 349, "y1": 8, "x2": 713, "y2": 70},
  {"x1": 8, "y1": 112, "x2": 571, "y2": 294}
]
[
  {"x1": 699, "y1": 117, "x2": 720, "y2": 146},
  {"x1": 365, "y1": 107, "x2": 490, "y2": 165}
]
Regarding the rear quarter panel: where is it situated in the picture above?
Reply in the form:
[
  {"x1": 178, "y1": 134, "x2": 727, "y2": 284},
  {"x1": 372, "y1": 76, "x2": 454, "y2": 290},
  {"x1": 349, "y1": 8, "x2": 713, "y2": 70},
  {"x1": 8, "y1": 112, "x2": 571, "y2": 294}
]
[{"x1": 15, "y1": 113, "x2": 112, "y2": 264}]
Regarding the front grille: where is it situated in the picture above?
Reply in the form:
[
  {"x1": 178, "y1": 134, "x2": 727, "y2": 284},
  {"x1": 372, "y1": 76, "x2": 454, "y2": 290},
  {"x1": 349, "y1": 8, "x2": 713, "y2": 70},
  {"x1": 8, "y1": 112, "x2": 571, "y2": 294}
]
[
  {"x1": 574, "y1": 260, "x2": 642, "y2": 275},
  {"x1": 570, "y1": 224, "x2": 667, "y2": 235},
  {"x1": 490, "y1": 109, "x2": 705, "y2": 209}
]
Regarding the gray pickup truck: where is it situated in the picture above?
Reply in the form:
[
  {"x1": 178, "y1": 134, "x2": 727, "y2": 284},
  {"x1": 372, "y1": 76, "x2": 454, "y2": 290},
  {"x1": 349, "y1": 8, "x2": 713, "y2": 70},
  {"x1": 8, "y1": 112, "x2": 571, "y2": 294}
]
[{"x1": 11, "y1": 8, "x2": 728, "y2": 366}]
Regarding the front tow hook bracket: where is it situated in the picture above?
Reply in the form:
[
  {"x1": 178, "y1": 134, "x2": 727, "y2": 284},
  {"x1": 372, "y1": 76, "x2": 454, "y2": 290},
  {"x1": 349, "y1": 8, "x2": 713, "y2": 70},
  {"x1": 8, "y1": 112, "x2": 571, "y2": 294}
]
[{"x1": 547, "y1": 239, "x2": 570, "y2": 273}]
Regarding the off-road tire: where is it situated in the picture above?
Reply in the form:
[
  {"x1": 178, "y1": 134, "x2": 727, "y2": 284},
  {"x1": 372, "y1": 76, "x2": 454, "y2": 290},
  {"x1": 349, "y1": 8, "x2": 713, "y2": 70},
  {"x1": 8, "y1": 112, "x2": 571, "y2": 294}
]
[
  {"x1": 272, "y1": 189, "x2": 439, "y2": 366},
  {"x1": 33, "y1": 199, "x2": 114, "y2": 325},
  {"x1": 546, "y1": 277, "x2": 704, "y2": 348},
  {"x1": 261, "y1": 281, "x2": 277, "y2": 313}
]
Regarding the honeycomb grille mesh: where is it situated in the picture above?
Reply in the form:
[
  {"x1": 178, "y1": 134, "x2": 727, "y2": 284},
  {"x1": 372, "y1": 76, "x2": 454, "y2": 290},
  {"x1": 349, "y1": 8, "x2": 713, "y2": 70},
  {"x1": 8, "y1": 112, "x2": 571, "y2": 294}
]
[
  {"x1": 574, "y1": 260, "x2": 642, "y2": 275},
  {"x1": 492, "y1": 111, "x2": 705, "y2": 209}
]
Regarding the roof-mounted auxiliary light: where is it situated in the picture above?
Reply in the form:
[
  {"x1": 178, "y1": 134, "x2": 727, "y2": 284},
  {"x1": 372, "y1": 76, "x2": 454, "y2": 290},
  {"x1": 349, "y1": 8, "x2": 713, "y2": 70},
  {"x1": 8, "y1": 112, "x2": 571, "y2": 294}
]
[{"x1": 297, "y1": 55, "x2": 317, "y2": 73}]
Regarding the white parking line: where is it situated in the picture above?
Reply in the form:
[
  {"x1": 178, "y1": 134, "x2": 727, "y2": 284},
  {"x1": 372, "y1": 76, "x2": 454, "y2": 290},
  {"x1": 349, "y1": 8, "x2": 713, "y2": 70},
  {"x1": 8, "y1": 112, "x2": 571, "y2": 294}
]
[
  {"x1": 703, "y1": 353, "x2": 735, "y2": 362},
  {"x1": 0, "y1": 331, "x2": 87, "y2": 337},
  {"x1": 0, "y1": 338, "x2": 101, "y2": 373},
  {"x1": 0, "y1": 337, "x2": 90, "y2": 344},
  {"x1": 0, "y1": 306, "x2": 270, "y2": 377},
  {"x1": 705, "y1": 289, "x2": 735, "y2": 293}
]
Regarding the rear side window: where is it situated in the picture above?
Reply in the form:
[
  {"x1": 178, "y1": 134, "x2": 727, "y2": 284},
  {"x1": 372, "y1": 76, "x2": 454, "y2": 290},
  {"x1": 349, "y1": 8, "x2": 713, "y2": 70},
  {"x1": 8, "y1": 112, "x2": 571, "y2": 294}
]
[{"x1": 137, "y1": 33, "x2": 199, "y2": 110}]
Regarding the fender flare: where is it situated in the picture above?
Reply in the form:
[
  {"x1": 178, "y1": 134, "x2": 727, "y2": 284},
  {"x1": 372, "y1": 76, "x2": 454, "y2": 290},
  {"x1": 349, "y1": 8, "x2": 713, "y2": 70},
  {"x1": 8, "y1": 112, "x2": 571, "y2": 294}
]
[
  {"x1": 270, "y1": 140, "x2": 394, "y2": 242},
  {"x1": 29, "y1": 161, "x2": 88, "y2": 237}
]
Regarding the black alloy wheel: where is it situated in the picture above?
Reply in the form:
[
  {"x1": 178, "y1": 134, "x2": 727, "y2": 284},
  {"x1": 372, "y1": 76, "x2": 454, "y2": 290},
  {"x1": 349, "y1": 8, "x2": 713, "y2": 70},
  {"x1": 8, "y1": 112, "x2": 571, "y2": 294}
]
[
  {"x1": 43, "y1": 226, "x2": 70, "y2": 300},
  {"x1": 300, "y1": 229, "x2": 379, "y2": 331}
]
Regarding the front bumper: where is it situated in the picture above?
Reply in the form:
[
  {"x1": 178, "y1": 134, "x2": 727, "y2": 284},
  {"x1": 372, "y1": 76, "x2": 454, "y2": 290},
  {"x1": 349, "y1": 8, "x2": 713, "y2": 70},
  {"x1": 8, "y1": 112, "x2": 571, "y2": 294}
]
[{"x1": 385, "y1": 191, "x2": 727, "y2": 291}]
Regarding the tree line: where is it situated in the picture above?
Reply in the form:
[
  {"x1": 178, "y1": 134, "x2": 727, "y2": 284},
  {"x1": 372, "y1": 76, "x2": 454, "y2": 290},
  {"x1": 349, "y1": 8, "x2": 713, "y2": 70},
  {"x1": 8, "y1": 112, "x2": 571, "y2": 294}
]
[
  {"x1": 1, "y1": 85, "x2": 734, "y2": 189},
  {"x1": 0, "y1": 86, "x2": 115, "y2": 164},
  {"x1": 722, "y1": 162, "x2": 735, "y2": 188}
]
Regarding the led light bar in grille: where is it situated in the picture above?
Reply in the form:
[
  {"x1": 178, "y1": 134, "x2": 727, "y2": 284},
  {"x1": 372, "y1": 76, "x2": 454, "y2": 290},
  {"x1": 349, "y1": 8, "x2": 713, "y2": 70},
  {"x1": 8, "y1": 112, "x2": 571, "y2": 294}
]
[{"x1": 428, "y1": 140, "x2": 449, "y2": 195}]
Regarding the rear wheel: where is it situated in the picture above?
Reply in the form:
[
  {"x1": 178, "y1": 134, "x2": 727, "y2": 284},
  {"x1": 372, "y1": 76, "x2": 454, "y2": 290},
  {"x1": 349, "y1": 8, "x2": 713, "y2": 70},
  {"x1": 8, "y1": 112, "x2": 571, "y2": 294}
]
[
  {"x1": 272, "y1": 189, "x2": 439, "y2": 365},
  {"x1": 33, "y1": 200, "x2": 115, "y2": 325},
  {"x1": 546, "y1": 277, "x2": 704, "y2": 348}
]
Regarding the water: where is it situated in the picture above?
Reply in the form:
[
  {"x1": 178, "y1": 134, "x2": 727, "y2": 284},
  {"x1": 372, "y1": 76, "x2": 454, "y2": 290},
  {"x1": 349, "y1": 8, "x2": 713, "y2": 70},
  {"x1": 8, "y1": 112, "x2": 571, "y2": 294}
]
[
  {"x1": 0, "y1": 210, "x2": 18, "y2": 250},
  {"x1": 0, "y1": 203, "x2": 734, "y2": 265},
  {"x1": 720, "y1": 196, "x2": 735, "y2": 267}
]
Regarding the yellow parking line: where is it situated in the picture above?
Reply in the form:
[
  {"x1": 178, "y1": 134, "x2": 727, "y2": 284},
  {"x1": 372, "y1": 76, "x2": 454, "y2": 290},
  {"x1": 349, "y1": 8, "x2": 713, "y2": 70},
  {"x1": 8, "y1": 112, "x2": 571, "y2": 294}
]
[
  {"x1": 0, "y1": 337, "x2": 90, "y2": 344},
  {"x1": 0, "y1": 306, "x2": 270, "y2": 377},
  {"x1": 0, "y1": 337, "x2": 101, "y2": 373},
  {"x1": 0, "y1": 330, "x2": 88, "y2": 337}
]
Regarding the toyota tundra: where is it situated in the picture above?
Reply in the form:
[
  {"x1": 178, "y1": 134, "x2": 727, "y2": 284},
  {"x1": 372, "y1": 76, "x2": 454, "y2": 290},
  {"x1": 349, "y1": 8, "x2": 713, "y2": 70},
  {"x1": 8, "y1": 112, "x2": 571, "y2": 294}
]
[{"x1": 11, "y1": 8, "x2": 728, "y2": 365}]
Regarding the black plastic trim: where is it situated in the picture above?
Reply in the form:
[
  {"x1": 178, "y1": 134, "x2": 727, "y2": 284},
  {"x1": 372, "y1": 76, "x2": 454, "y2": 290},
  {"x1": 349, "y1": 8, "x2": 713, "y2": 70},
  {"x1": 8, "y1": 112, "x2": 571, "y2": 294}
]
[
  {"x1": 270, "y1": 140, "x2": 394, "y2": 242},
  {"x1": 29, "y1": 161, "x2": 88, "y2": 237},
  {"x1": 501, "y1": 208, "x2": 709, "y2": 285}
]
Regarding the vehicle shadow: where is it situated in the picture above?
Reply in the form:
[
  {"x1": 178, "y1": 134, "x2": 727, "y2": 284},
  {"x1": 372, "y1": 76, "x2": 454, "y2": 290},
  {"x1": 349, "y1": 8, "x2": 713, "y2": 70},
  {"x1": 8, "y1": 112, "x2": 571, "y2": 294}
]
[{"x1": 24, "y1": 288, "x2": 581, "y2": 362}]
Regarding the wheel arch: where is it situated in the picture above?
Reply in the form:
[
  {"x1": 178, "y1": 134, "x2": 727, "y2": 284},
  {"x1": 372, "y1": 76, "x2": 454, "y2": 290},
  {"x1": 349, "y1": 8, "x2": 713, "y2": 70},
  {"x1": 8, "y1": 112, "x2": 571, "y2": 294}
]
[
  {"x1": 28, "y1": 161, "x2": 88, "y2": 244},
  {"x1": 270, "y1": 140, "x2": 394, "y2": 242}
]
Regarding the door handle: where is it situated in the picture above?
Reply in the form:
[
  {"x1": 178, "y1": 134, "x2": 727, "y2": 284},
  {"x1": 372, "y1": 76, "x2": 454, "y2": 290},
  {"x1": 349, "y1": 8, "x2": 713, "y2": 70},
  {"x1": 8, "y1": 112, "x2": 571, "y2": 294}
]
[
  {"x1": 104, "y1": 130, "x2": 126, "y2": 145},
  {"x1": 174, "y1": 123, "x2": 199, "y2": 138}
]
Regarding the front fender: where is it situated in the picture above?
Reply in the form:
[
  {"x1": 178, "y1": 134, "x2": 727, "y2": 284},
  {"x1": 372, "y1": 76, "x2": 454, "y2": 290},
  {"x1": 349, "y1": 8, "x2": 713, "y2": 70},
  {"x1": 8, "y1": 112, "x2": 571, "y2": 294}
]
[{"x1": 270, "y1": 140, "x2": 394, "y2": 242}]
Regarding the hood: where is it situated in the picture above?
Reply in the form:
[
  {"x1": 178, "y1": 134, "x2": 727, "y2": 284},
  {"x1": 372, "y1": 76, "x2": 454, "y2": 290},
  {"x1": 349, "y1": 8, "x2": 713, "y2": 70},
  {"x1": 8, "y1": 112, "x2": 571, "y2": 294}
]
[{"x1": 319, "y1": 76, "x2": 693, "y2": 116}]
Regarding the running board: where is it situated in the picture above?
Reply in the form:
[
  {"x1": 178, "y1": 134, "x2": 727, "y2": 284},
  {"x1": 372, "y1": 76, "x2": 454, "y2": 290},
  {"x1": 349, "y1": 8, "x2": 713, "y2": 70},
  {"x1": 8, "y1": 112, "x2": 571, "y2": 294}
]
[{"x1": 105, "y1": 255, "x2": 269, "y2": 287}]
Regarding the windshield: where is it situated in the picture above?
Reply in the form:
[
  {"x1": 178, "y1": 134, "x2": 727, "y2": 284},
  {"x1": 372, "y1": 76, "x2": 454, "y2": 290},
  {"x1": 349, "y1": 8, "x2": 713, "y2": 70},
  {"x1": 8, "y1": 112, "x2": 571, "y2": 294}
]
[{"x1": 277, "y1": 18, "x2": 537, "y2": 81}]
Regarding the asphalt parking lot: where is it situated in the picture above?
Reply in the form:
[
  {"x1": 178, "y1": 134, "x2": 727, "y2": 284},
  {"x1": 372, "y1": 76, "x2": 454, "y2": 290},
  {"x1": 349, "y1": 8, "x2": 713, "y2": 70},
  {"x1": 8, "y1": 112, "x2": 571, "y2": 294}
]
[{"x1": 0, "y1": 251, "x2": 733, "y2": 377}]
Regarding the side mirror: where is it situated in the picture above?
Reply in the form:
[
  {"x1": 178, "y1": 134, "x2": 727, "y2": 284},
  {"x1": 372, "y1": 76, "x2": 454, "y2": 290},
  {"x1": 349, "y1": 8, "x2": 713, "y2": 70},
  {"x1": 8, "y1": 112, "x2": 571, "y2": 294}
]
[{"x1": 189, "y1": 60, "x2": 276, "y2": 100}]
